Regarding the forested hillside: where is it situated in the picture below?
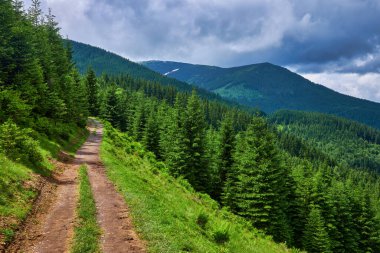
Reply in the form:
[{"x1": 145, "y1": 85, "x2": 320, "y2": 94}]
[
  {"x1": 88, "y1": 72, "x2": 380, "y2": 252},
  {"x1": 69, "y1": 40, "x2": 227, "y2": 103},
  {"x1": 270, "y1": 110, "x2": 380, "y2": 172},
  {"x1": 143, "y1": 61, "x2": 380, "y2": 129}
]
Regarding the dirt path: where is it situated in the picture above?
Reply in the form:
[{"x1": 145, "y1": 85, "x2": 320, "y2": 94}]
[
  {"x1": 6, "y1": 155, "x2": 78, "y2": 253},
  {"x1": 6, "y1": 120, "x2": 145, "y2": 253},
  {"x1": 82, "y1": 120, "x2": 145, "y2": 253}
]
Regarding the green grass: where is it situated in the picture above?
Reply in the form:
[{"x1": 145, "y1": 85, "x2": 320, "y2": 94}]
[
  {"x1": 101, "y1": 122, "x2": 298, "y2": 253},
  {"x1": 0, "y1": 122, "x2": 89, "y2": 246},
  {"x1": 71, "y1": 165, "x2": 101, "y2": 253}
]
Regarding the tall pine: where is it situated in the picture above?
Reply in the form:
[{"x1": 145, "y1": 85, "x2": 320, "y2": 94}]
[{"x1": 182, "y1": 90, "x2": 210, "y2": 193}]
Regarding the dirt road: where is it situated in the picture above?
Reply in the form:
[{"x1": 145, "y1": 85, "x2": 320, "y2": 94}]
[{"x1": 5, "y1": 120, "x2": 145, "y2": 253}]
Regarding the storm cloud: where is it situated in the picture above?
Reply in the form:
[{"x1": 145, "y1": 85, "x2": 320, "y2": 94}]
[{"x1": 24, "y1": 0, "x2": 380, "y2": 102}]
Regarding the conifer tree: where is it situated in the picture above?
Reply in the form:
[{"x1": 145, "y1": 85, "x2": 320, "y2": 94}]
[
  {"x1": 223, "y1": 117, "x2": 291, "y2": 242},
  {"x1": 143, "y1": 106, "x2": 160, "y2": 158},
  {"x1": 101, "y1": 85, "x2": 119, "y2": 128},
  {"x1": 159, "y1": 95, "x2": 186, "y2": 176},
  {"x1": 131, "y1": 93, "x2": 147, "y2": 142},
  {"x1": 183, "y1": 90, "x2": 210, "y2": 193},
  {"x1": 215, "y1": 114, "x2": 235, "y2": 201},
  {"x1": 85, "y1": 68, "x2": 99, "y2": 116},
  {"x1": 302, "y1": 206, "x2": 331, "y2": 253},
  {"x1": 205, "y1": 127, "x2": 220, "y2": 198}
]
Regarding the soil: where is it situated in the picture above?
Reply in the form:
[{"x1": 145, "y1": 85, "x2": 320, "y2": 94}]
[
  {"x1": 4, "y1": 120, "x2": 146, "y2": 253},
  {"x1": 5, "y1": 155, "x2": 78, "y2": 253}
]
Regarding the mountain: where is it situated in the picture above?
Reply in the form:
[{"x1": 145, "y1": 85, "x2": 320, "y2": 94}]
[
  {"x1": 69, "y1": 41, "x2": 228, "y2": 103},
  {"x1": 142, "y1": 61, "x2": 380, "y2": 129}
]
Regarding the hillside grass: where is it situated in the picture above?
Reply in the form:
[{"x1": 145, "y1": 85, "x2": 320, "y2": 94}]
[
  {"x1": 101, "y1": 122, "x2": 297, "y2": 253},
  {"x1": 71, "y1": 165, "x2": 101, "y2": 253},
  {"x1": 0, "y1": 122, "x2": 88, "y2": 245}
]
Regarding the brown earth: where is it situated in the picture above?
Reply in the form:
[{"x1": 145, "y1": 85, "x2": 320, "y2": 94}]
[
  {"x1": 4, "y1": 120, "x2": 145, "y2": 253},
  {"x1": 5, "y1": 154, "x2": 78, "y2": 253}
]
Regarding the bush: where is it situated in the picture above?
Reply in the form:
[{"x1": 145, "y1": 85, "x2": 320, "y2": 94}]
[
  {"x1": 213, "y1": 229, "x2": 230, "y2": 244},
  {"x1": 196, "y1": 212, "x2": 209, "y2": 229},
  {"x1": 0, "y1": 120, "x2": 43, "y2": 165}
]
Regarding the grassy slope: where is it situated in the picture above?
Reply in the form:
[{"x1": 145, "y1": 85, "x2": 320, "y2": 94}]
[
  {"x1": 0, "y1": 124, "x2": 88, "y2": 244},
  {"x1": 101, "y1": 122, "x2": 297, "y2": 253},
  {"x1": 71, "y1": 165, "x2": 101, "y2": 253}
]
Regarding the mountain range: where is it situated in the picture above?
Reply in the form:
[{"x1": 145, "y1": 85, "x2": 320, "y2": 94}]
[
  {"x1": 142, "y1": 61, "x2": 380, "y2": 129},
  {"x1": 69, "y1": 40, "x2": 380, "y2": 129}
]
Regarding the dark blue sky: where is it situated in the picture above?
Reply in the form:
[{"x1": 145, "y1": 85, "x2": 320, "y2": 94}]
[{"x1": 25, "y1": 0, "x2": 380, "y2": 102}]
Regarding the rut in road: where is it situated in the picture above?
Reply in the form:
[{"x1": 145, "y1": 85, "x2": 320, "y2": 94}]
[{"x1": 5, "y1": 120, "x2": 145, "y2": 253}]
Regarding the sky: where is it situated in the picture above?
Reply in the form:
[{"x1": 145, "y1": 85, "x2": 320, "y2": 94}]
[{"x1": 24, "y1": 0, "x2": 380, "y2": 102}]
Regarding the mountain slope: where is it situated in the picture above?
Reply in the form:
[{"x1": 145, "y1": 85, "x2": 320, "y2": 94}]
[
  {"x1": 69, "y1": 41, "x2": 227, "y2": 103},
  {"x1": 142, "y1": 61, "x2": 380, "y2": 129},
  {"x1": 270, "y1": 110, "x2": 380, "y2": 172}
]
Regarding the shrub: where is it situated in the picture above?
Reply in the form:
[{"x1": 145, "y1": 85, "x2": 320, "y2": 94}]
[
  {"x1": 213, "y1": 229, "x2": 230, "y2": 244},
  {"x1": 0, "y1": 120, "x2": 43, "y2": 165},
  {"x1": 196, "y1": 212, "x2": 209, "y2": 229}
]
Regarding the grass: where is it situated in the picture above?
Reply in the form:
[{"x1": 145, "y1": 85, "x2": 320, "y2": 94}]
[
  {"x1": 71, "y1": 165, "x2": 101, "y2": 253},
  {"x1": 101, "y1": 122, "x2": 299, "y2": 253},
  {"x1": 0, "y1": 122, "x2": 89, "y2": 246}
]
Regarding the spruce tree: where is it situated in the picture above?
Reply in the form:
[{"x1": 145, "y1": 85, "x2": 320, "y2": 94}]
[
  {"x1": 159, "y1": 97, "x2": 186, "y2": 176},
  {"x1": 85, "y1": 68, "x2": 99, "y2": 116},
  {"x1": 224, "y1": 117, "x2": 291, "y2": 242},
  {"x1": 302, "y1": 206, "x2": 331, "y2": 253},
  {"x1": 215, "y1": 114, "x2": 235, "y2": 201},
  {"x1": 183, "y1": 90, "x2": 210, "y2": 193},
  {"x1": 143, "y1": 106, "x2": 161, "y2": 158},
  {"x1": 101, "y1": 85, "x2": 119, "y2": 128}
]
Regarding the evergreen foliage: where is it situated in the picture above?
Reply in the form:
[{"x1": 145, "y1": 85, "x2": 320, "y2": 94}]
[
  {"x1": 91, "y1": 73, "x2": 380, "y2": 252},
  {"x1": 2, "y1": 2, "x2": 380, "y2": 252},
  {"x1": 302, "y1": 206, "x2": 331, "y2": 253}
]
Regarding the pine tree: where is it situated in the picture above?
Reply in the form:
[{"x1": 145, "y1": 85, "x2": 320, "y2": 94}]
[
  {"x1": 159, "y1": 96, "x2": 186, "y2": 176},
  {"x1": 356, "y1": 191, "x2": 380, "y2": 252},
  {"x1": 27, "y1": 0, "x2": 42, "y2": 26},
  {"x1": 205, "y1": 127, "x2": 220, "y2": 198},
  {"x1": 302, "y1": 206, "x2": 331, "y2": 253},
  {"x1": 131, "y1": 93, "x2": 147, "y2": 142},
  {"x1": 215, "y1": 114, "x2": 235, "y2": 201},
  {"x1": 183, "y1": 90, "x2": 210, "y2": 193},
  {"x1": 101, "y1": 85, "x2": 119, "y2": 128},
  {"x1": 85, "y1": 68, "x2": 99, "y2": 116},
  {"x1": 143, "y1": 106, "x2": 161, "y2": 158},
  {"x1": 223, "y1": 117, "x2": 291, "y2": 242}
]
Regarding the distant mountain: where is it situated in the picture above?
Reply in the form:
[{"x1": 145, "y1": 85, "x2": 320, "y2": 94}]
[
  {"x1": 142, "y1": 61, "x2": 380, "y2": 129},
  {"x1": 68, "y1": 41, "x2": 228, "y2": 103}
]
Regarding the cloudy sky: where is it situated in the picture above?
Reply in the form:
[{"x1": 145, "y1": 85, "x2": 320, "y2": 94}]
[{"x1": 25, "y1": 0, "x2": 380, "y2": 102}]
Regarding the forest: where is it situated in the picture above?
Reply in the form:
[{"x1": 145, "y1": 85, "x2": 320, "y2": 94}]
[
  {"x1": 82, "y1": 72, "x2": 380, "y2": 252},
  {"x1": 1, "y1": 0, "x2": 380, "y2": 252}
]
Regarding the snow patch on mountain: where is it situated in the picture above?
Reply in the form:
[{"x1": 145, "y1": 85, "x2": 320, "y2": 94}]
[{"x1": 164, "y1": 68, "x2": 179, "y2": 76}]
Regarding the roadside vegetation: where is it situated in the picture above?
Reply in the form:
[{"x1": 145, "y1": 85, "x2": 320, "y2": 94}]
[
  {"x1": 101, "y1": 122, "x2": 297, "y2": 253},
  {"x1": 71, "y1": 165, "x2": 101, "y2": 253}
]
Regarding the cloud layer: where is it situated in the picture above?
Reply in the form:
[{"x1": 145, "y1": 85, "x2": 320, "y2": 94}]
[{"x1": 24, "y1": 0, "x2": 380, "y2": 102}]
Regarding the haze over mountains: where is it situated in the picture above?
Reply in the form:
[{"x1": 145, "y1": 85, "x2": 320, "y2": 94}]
[{"x1": 143, "y1": 61, "x2": 380, "y2": 129}]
